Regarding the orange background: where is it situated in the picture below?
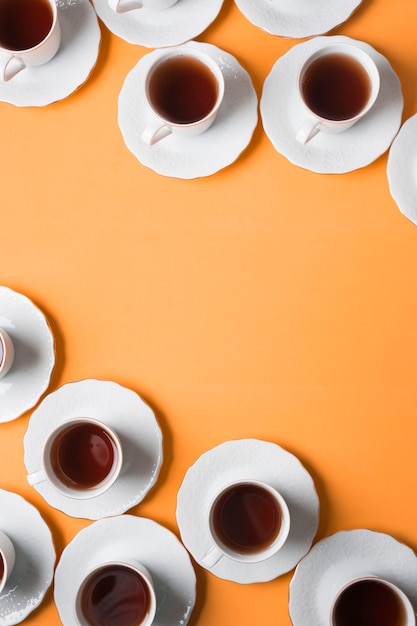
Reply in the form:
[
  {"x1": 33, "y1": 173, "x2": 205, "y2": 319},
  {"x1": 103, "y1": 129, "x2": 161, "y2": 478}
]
[{"x1": 1, "y1": 0, "x2": 417, "y2": 624}]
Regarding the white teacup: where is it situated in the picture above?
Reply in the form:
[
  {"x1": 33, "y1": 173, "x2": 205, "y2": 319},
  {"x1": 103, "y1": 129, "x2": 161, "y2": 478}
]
[
  {"x1": 27, "y1": 417, "x2": 123, "y2": 499},
  {"x1": 296, "y1": 42, "x2": 380, "y2": 144},
  {"x1": 330, "y1": 575, "x2": 415, "y2": 626},
  {"x1": 141, "y1": 46, "x2": 225, "y2": 147},
  {"x1": 108, "y1": 0, "x2": 177, "y2": 13},
  {"x1": 0, "y1": 0, "x2": 61, "y2": 82},
  {"x1": 201, "y1": 479, "x2": 290, "y2": 567},
  {"x1": 74, "y1": 559, "x2": 156, "y2": 626},
  {"x1": 0, "y1": 530, "x2": 16, "y2": 594},
  {"x1": 0, "y1": 328, "x2": 14, "y2": 379}
]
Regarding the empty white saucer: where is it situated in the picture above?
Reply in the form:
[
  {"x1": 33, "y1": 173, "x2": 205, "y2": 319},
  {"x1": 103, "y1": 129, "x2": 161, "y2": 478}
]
[
  {"x1": 0, "y1": 286, "x2": 55, "y2": 422},
  {"x1": 24, "y1": 379, "x2": 163, "y2": 519},
  {"x1": 0, "y1": 0, "x2": 100, "y2": 107},
  {"x1": 235, "y1": 0, "x2": 363, "y2": 39},
  {"x1": 118, "y1": 41, "x2": 258, "y2": 179},
  {"x1": 289, "y1": 529, "x2": 417, "y2": 626},
  {"x1": 387, "y1": 113, "x2": 417, "y2": 226},
  {"x1": 54, "y1": 515, "x2": 196, "y2": 626},
  {"x1": 260, "y1": 36, "x2": 403, "y2": 174},
  {"x1": 92, "y1": 0, "x2": 224, "y2": 48},
  {"x1": 176, "y1": 438, "x2": 319, "y2": 583},
  {"x1": 0, "y1": 489, "x2": 55, "y2": 626}
]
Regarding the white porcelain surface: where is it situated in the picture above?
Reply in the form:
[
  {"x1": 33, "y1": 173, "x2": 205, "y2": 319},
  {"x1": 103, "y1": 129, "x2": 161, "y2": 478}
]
[
  {"x1": 118, "y1": 41, "x2": 258, "y2": 179},
  {"x1": 24, "y1": 379, "x2": 163, "y2": 519},
  {"x1": 54, "y1": 515, "x2": 196, "y2": 626},
  {"x1": 93, "y1": 0, "x2": 223, "y2": 47},
  {"x1": 387, "y1": 113, "x2": 417, "y2": 226},
  {"x1": 0, "y1": 0, "x2": 100, "y2": 107},
  {"x1": 0, "y1": 489, "x2": 55, "y2": 626},
  {"x1": 0, "y1": 286, "x2": 55, "y2": 422},
  {"x1": 176, "y1": 438, "x2": 319, "y2": 583},
  {"x1": 235, "y1": 0, "x2": 363, "y2": 39},
  {"x1": 289, "y1": 529, "x2": 417, "y2": 626},
  {"x1": 260, "y1": 36, "x2": 403, "y2": 174}
]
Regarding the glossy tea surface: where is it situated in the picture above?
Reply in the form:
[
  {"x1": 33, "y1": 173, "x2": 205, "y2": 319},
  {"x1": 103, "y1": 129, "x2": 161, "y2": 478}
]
[
  {"x1": 333, "y1": 579, "x2": 406, "y2": 626},
  {"x1": 0, "y1": 0, "x2": 53, "y2": 51}
]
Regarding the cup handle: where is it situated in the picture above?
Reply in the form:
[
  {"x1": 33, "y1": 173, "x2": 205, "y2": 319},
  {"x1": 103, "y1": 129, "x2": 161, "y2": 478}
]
[
  {"x1": 296, "y1": 118, "x2": 321, "y2": 144},
  {"x1": 27, "y1": 469, "x2": 47, "y2": 486},
  {"x1": 108, "y1": 0, "x2": 143, "y2": 12},
  {"x1": 201, "y1": 545, "x2": 224, "y2": 568},
  {"x1": 141, "y1": 120, "x2": 173, "y2": 147},
  {"x1": 1, "y1": 55, "x2": 26, "y2": 82}
]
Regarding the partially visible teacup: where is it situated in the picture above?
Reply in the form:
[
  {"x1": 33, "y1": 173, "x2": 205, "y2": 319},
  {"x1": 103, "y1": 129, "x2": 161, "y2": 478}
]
[
  {"x1": 330, "y1": 575, "x2": 415, "y2": 626},
  {"x1": 74, "y1": 559, "x2": 156, "y2": 626},
  {"x1": 0, "y1": 328, "x2": 15, "y2": 379},
  {"x1": 141, "y1": 46, "x2": 225, "y2": 146},
  {"x1": 0, "y1": 530, "x2": 16, "y2": 594},
  {"x1": 27, "y1": 417, "x2": 123, "y2": 499},
  {"x1": 0, "y1": 0, "x2": 61, "y2": 82},
  {"x1": 202, "y1": 478, "x2": 290, "y2": 567},
  {"x1": 296, "y1": 42, "x2": 380, "y2": 144}
]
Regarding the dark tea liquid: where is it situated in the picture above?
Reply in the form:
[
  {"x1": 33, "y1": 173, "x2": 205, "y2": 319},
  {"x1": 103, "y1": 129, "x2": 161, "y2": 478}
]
[
  {"x1": 50, "y1": 422, "x2": 116, "y2": 489},
  {"x1": 212, "y1": 483, "x2": 282, "y2": 554},
  {"x1": 148, "y1": 55, "x2": 219, "y2": 125},
  {"x1": 0, "y1": 0, "x2": 53, "y2": 51},
  {"x1": 301, "y1": 53, "x2": 371, "y2": 121},
  {"x1": 333, "y1": 579, "x2": 406, "y2": 626},
  {"x1": 80, "y1": 564, "x2": 151, "y2": 626},
  {"x1": 0, "y1": 553, "x2": 4, "y2": 583}
]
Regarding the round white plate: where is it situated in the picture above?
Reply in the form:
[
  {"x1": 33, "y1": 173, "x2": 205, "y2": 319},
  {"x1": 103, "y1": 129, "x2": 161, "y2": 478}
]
[
  {"x1": 0, "y1": 0, "x2": 100, "y2": 107},
  {"x1": 23, "y1": 379, "x2": 163, "y2": 519},
  {"x1": 235, "y1": 0, "x2": 363, "y2": 39},
  {"x1": 118, "y1": 41, "x2": 258, "y2": 179},
  {"x1": 387, "y1": 113, "x2": 417, "y2": 226},
  {"x1": 54, "y1": 515, "x2": 196, "y2": 626},
  {"x1": 289, "y1": 529, "x2": 417, "y2": 626},
  {"x1": 0, "y1": 489, "x2": 55, "y2": 626},
  {"x1": 92, "y1": 0, "x2": 223, "y2": 47},
  {"x1": 176, "y1": 438, "x2": 319, "y2": 583},
  {"x1": 0, "y1": 286, "x2": 55, "y2": 422},
  {"x1": 260, "y1": 36, "x2": 403, "y2": 174}
]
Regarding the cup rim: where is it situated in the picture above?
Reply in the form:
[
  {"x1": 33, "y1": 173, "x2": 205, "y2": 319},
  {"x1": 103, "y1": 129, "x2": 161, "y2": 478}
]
[
  {"x1": 206, "y1": 478, "x2": 291, "y2": 564},
  {"x1": 329, "y1": 575, "x2": 416, "y2": 626},
  {"x1": 74, "y1": 559, "x2": 157, "y2": 626},
  {"x1": 0, "y1": 0, "x2": 58, "y2": 55},
  {"x1": 144, "y1": 47, "x2": 225, "y2": 131},
  {"x1": 297, "y1": 41, "x2": 380, "y2": 125},
  {"x1": 0, "y1": 328, "x2": 14, "y2": 377},
  {"x1": 41, "y1": 416, "x2": 123, "y2": 499}
]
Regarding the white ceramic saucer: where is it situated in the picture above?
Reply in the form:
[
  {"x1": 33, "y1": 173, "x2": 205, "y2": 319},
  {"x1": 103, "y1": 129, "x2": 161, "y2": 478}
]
[
  {"x1": 260, "y1": 36, "x2": 403, "y2": 174},
  {"x1": 176, "y1": 438, "x2": 319, "y2": 584},
  {"x1": 0, "y1": 286, "x2": 55, "y2": 422},
  {"x1": 0, "y1": 489, "x2": 55, "y2": 626},
  {"x1": 289, "y1": 529, "x2": 417, "y2": 626},
  {"x1": 92, "y1": 0, "x2": 223, "y2": 48},
  {"x1": 23, "y1": 379, "x2": 163, "y2": 519},
  {"x1": 54, "y1": 515, "x2": 196, "y2": 626},
  {"x1": 118, "y1": 41, "x2": 258, "y2": 179},
  {"x1": 235, "y1": 0, "x2": 363, "y2": 39},
  {"x1": 387, "y1": 113, "x2": 417, "y2": 226},
  {"x1": 0, "y1": 0, "x2": 100, "y2": 107}
]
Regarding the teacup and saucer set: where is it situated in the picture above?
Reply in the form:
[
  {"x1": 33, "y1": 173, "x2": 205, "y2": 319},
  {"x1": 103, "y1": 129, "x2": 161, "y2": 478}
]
[
  {"x1": 118, "y1": 40, "x2": 258, "y2": 179},
  {"x1": 387, "y1": 113, "x2": 417, "y2": 227},
  {"x1": 23, "y1": 378, "x2": 163, "y2": 519},
  {"x1": 234, "y1": 0, "x2": 363, "y2": 39},
  {"x1": 0, "y1": 488, "x2": 56, "y2": 626},
  {"x1": 289, "y1": 529, "x2": 417, "y2": 626},
  {"x1": 0, "y1": 286, "x2": 55, "y2": 422},
  {"x1": 92, "y1": 0, "x2": 224, "y2": 48},
  {"x1": 54, "y1": 514, "x2": 197, "y2": 626},
  {"x1": 0, "y1": 0, "x2": 100, "y2": 107},
  {"x1": 260, "y1": 35, "x2": 404, "y2": 174},
  {"x1": 176, "y1": 438, "x2": 320, "y2": 584}
]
